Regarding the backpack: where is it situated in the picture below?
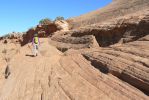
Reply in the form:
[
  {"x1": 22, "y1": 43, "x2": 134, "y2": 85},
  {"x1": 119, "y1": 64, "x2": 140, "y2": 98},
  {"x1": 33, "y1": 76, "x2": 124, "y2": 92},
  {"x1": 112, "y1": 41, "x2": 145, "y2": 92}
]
[{"x1": 34, "y1": 37, "x2": 39, "y2": 44}]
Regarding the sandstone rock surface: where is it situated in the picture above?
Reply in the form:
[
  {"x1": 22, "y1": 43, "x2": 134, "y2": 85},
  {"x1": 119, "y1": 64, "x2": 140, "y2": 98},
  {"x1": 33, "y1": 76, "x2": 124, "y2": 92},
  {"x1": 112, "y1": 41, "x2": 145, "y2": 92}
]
[
  {"x1": 55, "y1": 20, "x2": 69, "y2": 31},
  {"x1": 0, "y1": 39, "x2": 148, "y2": 100},
  {"x1": 70, "y1": 0, "x2": 149, "y2": 28},
  {"x1": 0, "y1": 0, "x2": 149, "y2": 99},
  {"x1": 83, "y1": 36, "x2": 149, "y2": 94}
]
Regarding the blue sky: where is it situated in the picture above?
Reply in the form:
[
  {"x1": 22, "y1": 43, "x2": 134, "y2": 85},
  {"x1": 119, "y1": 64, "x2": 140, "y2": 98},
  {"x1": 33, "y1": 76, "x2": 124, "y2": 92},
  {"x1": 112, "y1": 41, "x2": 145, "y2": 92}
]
[{"x1": 0, "y1": 0, "x2": 112, "y2": 36}]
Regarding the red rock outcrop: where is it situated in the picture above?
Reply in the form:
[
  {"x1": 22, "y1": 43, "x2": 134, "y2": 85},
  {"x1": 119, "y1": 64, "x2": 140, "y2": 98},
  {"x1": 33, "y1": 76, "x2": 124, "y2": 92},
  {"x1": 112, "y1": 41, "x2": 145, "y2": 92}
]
[
  {"x1": 21, "y1": 20, "x2": 69, "y2": 46},
  {"x1": 21, "y1": 24, "x2": 58, "y2": 46}
]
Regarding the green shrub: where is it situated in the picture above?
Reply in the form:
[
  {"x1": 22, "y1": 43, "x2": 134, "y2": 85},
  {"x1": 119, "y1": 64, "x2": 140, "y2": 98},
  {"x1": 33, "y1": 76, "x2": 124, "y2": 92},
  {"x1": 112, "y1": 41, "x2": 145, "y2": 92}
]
[
  {"x1": 55, "y1": 16, "x2": 65, "y2": 21},
  {"x1": 39, "y1": 18, "x2": 52, "y2": 25}
]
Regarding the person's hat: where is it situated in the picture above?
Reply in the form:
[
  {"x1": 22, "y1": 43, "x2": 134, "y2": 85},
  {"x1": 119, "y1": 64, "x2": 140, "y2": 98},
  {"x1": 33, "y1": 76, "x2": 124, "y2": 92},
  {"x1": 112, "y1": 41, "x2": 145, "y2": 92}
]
[{"x1": 34, "y1": 33, "x2": 38, "y2": 37}]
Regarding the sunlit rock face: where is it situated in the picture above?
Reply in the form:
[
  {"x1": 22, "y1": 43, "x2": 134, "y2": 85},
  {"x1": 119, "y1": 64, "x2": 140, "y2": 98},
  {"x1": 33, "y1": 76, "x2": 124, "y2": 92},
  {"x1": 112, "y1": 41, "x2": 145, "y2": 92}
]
[
  {"x1": 0, "y1": 0, "x2": 149, "y2": 99},
  {"x1": 55, "y1": 20, "x2": 70, "y2": 31},
  {"x1": 70, "y1": 0, "x2": 149, "y2": 29}
]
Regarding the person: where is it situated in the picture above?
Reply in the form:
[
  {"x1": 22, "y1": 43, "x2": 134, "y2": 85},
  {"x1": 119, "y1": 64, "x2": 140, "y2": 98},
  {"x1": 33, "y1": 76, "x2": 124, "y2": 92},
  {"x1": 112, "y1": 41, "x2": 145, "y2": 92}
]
[{"x1": 32, "y1": 33, "x2": 40, "y2": 57}]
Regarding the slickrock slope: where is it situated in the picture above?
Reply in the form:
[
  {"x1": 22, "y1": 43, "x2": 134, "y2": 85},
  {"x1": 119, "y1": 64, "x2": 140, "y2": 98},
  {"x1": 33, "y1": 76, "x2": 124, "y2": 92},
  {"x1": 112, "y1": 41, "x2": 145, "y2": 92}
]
[
  {"x1": 0, "y1": 39, "x2": 148, "y2": 100},
  {"x1": 0, "y1": 0, "x2": 149, "y2": 99},
  {"x1": 70, "y1": 0, "x2": 149, "y2": 28},
  {"x1": 48, "y1": 0, "x2": 149, "y2": 98},
  {"x1": 83, "y1": 35, "x2": 149, "y2": 95}
]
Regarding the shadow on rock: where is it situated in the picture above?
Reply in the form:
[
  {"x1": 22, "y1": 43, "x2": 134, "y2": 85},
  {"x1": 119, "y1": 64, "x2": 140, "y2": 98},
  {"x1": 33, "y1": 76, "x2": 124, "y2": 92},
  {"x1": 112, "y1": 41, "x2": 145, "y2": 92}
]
[{"x1": 25, "y1": 54, "x2": 35, "y2": 57}]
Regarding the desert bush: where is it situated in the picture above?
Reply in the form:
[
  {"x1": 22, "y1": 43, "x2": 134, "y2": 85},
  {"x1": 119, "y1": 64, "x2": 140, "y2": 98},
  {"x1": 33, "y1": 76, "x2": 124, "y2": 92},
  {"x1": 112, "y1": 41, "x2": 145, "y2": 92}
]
[
  {"x1": 39, "y1": 18, "x2": 53, "y2": 25},
  {"x1": 55, "y1": 16, "x2": 65, "y2": 21}
]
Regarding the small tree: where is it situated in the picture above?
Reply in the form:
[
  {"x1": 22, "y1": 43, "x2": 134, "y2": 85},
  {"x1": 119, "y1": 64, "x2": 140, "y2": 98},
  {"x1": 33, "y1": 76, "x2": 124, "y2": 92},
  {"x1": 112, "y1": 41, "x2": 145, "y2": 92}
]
[
  {"x1": 55, "y1": 16, "x2": 64, "y2": 21},
  {"x1": 39, "y1": 18, "x2": 52, "y2": 25}
]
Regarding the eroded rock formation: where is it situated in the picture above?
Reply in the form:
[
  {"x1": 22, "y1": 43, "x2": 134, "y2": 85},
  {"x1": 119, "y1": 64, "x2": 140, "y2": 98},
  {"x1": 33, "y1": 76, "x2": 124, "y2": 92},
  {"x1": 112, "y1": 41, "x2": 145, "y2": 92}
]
[
  {"x1": 51, "y1": 9, "x2": 149, "y2": 48},
  {"x1": 82, "y1": 35, "x2": 149, "y2": 94},
  {"x1": 0, "y1": 39, "x2": 148, "y2": 100},
  {"x1": 55, "y1": 20, "x2": 70, "y2": 31},
  {"x1": 0, "y1": 0, "x2": 149, "y2": 99},
  {"x1": 70, "y1": 0, "x2": 149, "y2": 29}
]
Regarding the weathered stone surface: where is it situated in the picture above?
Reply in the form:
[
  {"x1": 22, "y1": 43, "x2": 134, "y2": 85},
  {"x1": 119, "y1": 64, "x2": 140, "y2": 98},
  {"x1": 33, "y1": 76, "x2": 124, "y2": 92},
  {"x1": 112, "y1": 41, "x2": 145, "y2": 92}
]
[
  {"x1": 54, "y1": 20, "x2": 69, "y2": 31},
  {"x1": 70, "y1": 0, "x2": 149, "y2": 28},
  {"x1": 83, "y1": 39, "x2": 149, "y2": 94},
  {"x1": 21, "y1": 24, "x2": 58, "y2": 46},
  {"x1": 21, "y1": 20, "x2": 70, "y2": 46},
  {"x1": 50, "y1": 9, "x2": 149, "y2": 48},
  {"x1": 139, "y1": 34, "x2": 149, "y2": 41},
  {"x1": 0, "y1": 39, "x2": 148, "y2": 100},
  {"x1": 0, "y1": 32, "x2": 23, "y2": 44},
  {"x1": 50, "y1": 31, "x2": 99, "y2": 51},
  {"x1": 0, "y1": 0, "x2": 149, "y2": 99}
]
